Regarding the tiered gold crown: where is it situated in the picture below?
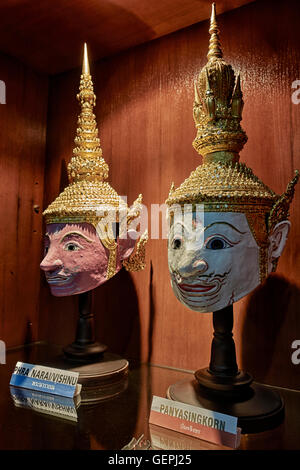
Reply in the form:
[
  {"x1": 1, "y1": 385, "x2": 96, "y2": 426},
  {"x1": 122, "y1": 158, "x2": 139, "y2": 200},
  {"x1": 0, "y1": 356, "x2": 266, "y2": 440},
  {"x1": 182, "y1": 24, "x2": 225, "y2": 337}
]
[
  {"x1": 166, "y1": 3, "x2": 298, "y2": 280},
  {"x1": 192, "y1": 3, "x2": 247, "y2": 159},
  {"x1": 43, "y1": 43, "x2": 125, "y2": 226},
  {"x1": 43, "y1": 44, "x2": 147, "y2": 278}
]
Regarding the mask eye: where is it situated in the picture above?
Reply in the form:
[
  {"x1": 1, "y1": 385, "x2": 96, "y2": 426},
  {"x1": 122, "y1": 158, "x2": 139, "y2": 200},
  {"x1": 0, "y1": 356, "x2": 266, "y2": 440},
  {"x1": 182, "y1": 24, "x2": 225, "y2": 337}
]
[
  {"x1": 172, "y1": 237, "x2": 183, "y2": 250},
  {"x1": 206, "y1": 236, "x2": 232, "y2": 250},
  {"x1": 64, "y1": 242, "x2": 80, "y2": 252},
  {"x1": 44, "y1": 246, "x2": 49, "y2": 255}
]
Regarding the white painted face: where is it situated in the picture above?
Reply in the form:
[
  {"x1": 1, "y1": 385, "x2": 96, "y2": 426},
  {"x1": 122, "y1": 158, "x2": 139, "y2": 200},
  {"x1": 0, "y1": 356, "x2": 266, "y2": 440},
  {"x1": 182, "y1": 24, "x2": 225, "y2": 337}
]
[{"x1": 168, "y1": 211, "x2": 261, "y2": 313}]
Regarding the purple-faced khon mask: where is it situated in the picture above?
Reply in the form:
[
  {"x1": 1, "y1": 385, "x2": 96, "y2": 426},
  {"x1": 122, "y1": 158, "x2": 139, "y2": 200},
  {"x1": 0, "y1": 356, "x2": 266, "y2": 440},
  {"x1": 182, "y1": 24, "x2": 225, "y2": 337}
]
[{"x1": 40, "y1": 44, "x2": 147, "y2": 296}]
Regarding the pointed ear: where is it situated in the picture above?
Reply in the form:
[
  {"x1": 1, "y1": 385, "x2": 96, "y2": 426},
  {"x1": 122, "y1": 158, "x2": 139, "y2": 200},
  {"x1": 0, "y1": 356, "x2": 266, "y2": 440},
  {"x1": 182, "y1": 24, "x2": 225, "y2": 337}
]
[
  {"x1": 268, "y1": 221, "x2": 291, "y2": 273},
  {"x1": 118, "y1": 229, "x2": 138, "y2": 261}
]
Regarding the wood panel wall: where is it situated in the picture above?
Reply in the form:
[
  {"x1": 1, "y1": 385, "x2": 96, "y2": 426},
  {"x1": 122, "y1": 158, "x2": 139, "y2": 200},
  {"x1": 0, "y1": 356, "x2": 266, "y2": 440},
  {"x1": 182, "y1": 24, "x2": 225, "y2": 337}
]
[
  {"x1": 0, "y1": 52, "x2": 48, "y2": 348},
  {"x1": 40, "y1": 0, "x2": 300, "y2": 389},
  {"x1": 0, "y1": 0, "x2": 255, "y2": 75}
]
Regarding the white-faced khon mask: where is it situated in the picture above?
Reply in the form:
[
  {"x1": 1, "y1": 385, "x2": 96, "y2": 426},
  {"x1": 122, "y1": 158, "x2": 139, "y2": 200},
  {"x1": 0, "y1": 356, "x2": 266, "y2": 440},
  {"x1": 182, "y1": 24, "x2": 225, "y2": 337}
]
[
  {"x1": 165, "y1": 3, "x2": 298, "y2": 315},
  {"x1": 168, "y1": 210, "x2": 291, "y2": 313}
]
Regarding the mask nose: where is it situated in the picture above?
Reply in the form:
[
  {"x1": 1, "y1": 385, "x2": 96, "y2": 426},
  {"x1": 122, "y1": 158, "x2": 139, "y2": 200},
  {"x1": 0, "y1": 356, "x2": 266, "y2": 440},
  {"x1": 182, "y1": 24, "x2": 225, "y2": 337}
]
[
  {"x1": 40, "y1": 255, "x2": 63, "y2": 273},
  {"x1": 192, "y1": 259, "x2": 208, "y2": 273},
  {"x1": 176, "y1": 258, "x2": 208, "y2": 279}
]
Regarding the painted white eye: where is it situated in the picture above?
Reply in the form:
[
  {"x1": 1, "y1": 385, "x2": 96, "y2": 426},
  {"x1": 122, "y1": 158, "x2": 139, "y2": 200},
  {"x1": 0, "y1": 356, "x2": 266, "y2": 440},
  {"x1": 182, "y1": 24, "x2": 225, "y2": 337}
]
[
  {"x1": 172, "y1": 237, "x2": 183, "y2": 250},
  {"x1": 206, "y1": 237, "x2": 232, "y2": 250},
  {"x1": 64, "y1": 242, "x2": 80, "y2": 252}
]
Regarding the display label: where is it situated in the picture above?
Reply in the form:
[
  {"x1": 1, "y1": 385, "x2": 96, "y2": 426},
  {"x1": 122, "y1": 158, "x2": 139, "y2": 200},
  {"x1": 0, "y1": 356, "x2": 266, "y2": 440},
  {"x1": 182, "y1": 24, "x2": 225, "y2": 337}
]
[
  {"x1": 10, "y1": 386, "x2": 81, "y2": 422},
  {"x1": 10, "y1": 362, "x2": 81, "y2": 398},
  {"x1": 149, "y1": 396, "x2": 241, "y2": 449},
  {"x1": 149, "y1": 423, "x2": 231, "y2": 450}
]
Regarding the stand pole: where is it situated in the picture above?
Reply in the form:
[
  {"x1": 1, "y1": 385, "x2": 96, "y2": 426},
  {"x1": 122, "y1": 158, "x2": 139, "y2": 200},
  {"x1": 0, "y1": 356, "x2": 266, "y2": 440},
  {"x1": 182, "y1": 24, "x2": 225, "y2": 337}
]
[
  {"x1": 209, "y1": 305, "x2": 238, "y2": 376},
  {"x1": 75, "y1": 291, "x2": 96, "y2": 345},
  {"x1": 195, "y1": 304, "x2": 252, "y2": 391},
  {"x1": 63, "y1": 290, "x2": 107, "y2": 362}
]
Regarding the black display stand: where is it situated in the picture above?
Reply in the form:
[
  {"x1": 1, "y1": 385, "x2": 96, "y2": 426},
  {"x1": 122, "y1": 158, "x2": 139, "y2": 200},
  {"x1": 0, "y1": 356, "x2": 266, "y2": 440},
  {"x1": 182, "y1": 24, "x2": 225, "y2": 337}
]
[
  {"x1": 63, "y1": 291, "x2": 107, "y2": 362},
  {"x1": 167, "y1": 305, "x2": 284, "y2": 433},
  {"x1": 46, "y1": 290, "x2": 129, "y2": 404}
]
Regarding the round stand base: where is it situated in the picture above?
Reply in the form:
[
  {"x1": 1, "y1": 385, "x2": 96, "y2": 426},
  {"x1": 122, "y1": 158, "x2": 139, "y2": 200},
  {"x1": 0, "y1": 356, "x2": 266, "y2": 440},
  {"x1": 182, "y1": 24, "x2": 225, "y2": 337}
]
[
  {"x1": 167, "y1": 379, "x2": 284, "y2": 434},
  {"x1": 63, "y1": 341, "x2": 107, "y2": 362},
  {"x1": 44, "y1": 352, "x2": 129, "y2": 404},
  {"x1": 195, "y1": 367, "x2": 253, "y2": 392}
]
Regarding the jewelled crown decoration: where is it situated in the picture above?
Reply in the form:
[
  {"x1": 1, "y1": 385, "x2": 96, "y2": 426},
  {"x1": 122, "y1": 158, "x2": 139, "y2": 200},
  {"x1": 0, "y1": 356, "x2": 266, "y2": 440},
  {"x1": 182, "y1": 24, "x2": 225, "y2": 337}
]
[
  {"x1": 166, "y1": 3, "x2": 298, "y2": 281},
  {"x1": 44, "y1": 43, "x2": 126, "y2": 225},
  {"x1": 43, "y1": 43, "x2": 147, "y2": 278},
  {"x1": 192, "y1": 2, "x2": 247, "y2": 160}
]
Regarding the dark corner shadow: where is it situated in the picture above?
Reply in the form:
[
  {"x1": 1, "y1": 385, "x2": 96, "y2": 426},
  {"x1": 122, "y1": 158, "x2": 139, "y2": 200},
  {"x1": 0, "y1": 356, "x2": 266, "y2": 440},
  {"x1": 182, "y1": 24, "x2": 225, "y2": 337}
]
[
  {"x1": 147, "y1": 261, "x2": 154, "y2": 363},
  {"x1": 241, "y1": 273, "x2": 300, "y2": 383},
  {"x1": 59, "y1": 159, "x2": 69, "y2": 194},
  {"x1": 93, "y1": 267, "x2": 141, "y2": 361},
  {"x1": 80, "y1": 1, "x2": 157, "y2": 122}
]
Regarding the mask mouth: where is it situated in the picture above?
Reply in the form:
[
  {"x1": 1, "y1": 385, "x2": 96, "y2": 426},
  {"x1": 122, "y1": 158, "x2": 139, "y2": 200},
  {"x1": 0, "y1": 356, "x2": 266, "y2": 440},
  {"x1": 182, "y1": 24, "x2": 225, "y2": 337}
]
[
  {"x1": 178, "y1": 281, "x2": 217, "y2": 294},
  {"x1": 45, "y1": 272, "x2": 74, "y2": 286},
  {"x1": 176, "y1": 279, "x2": 220, "y2": 299},
  {"x1": 171, "y1": 270, "x2": 230, "y2": 301}
]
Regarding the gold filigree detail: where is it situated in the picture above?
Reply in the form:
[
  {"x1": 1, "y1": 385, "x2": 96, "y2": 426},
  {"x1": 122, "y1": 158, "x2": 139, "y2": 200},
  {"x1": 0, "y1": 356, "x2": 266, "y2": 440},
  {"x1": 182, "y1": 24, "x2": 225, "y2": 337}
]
[
  {"x1": 95, "y1": 220, "x2": 118, "y2": 280},
  {"x1": 268, "y1": 170, "x2": 299, "y2": 233},
  {"x1": 127, "y1": 194, "x2": 143, "y2": 228},
  {"x1": 123, "y1": 230, "x2": 148, "y2": 272},
  {"x1": 192, "y1": 3, "x2": 247, "y2": 160},
  {"x1": 43, "y1": 44, "x2": 120, "y2": 224},
  {"x1": 166, "y1": 161, "x2": 277, "y2": 208}
]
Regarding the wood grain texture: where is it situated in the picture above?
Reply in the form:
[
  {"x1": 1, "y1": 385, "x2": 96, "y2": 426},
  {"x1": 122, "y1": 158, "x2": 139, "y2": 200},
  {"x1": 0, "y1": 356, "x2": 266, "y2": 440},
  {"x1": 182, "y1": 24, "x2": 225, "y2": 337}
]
[
  {"x1": 0, "y1": 51, "x2": 48, "y2": 348},
  {"x1": 40, "y1": 0, "x2": 300, "y2": 389},
  {"x1": 0, "y1": 0, "x2": 254, "y2": 74}
]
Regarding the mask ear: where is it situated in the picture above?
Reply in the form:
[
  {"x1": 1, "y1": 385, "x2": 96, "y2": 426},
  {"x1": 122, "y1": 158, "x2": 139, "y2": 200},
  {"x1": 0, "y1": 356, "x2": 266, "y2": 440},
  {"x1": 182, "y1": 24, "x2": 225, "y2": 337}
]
[
  {"x1": 268, "y1": 221, "x2": 290, "y2": 273},
  {"x1": 118, "y1": 229, "x2": 138, "y2": 261}
]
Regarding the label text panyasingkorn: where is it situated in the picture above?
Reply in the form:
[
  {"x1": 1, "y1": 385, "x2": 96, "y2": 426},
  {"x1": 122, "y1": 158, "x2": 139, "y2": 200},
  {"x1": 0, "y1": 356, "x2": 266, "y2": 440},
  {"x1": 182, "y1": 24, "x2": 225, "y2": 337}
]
[{"x1": 159, "y1": 403, "x2": 226, "y2": 431}]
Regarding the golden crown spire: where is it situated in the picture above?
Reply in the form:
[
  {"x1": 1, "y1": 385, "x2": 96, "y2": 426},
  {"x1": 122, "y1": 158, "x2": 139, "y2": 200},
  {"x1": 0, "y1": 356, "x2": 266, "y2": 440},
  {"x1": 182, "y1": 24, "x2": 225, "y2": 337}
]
[
  {"x1": 43, "y1": 43, "x2": 122, "y2": 226},
  {"x1": 192, "y1": 3, "x2": 247, "y2": 161},
  {"x1": 68, "y1": 42, "x2": 109, "y2": 184},
  {"x1": 82, "y1": 42, "x2": 90, "y2": 75},
  {"x1": 207, "y1": 3, "x2": 223, "y2": 61}
]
